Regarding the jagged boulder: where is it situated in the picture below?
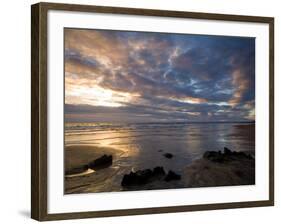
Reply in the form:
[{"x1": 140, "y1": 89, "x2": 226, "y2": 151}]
[
  {"x1": 88, "y1": 154, "x2": 112, "y2": 170},
  {"x1": 203, "y1": 148, "x2": 253, "y2": 163},
  {"x1": 121, "y1": 166, "x2": 166, "y2": 187},
  {"x1": 121, "y1": 169, "x2": 153, "y2": 186},
  {"x1": 224, "y1": 147, "x2": 232, "y2": 155},
  {"x1": 163, "y1": 153, "x2": 173, "y2": 159},
  {"x1": 153, "y1": 166, "x2": 166, "y2": 176},
  {"x1": 164, "y1": 170, "x2": 181, "y2": 182},
  {"x1": 203, "y1": 150, "x2": 224, "y2": 163}
]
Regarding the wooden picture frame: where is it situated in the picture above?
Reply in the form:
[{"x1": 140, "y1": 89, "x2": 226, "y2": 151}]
[{"x1": 31, "y1": 2, "x2": 274, "y2": 221}]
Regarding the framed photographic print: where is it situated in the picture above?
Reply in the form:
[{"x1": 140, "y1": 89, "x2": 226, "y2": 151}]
[{"x1": 31, "y1": 2, "x2": 274, "y2": 221}]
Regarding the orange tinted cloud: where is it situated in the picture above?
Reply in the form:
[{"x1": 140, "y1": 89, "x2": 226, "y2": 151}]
[
  {"x1": 170, "y1": 96, "x2": 207, "y2": 104},
  {"x1": 228, "y1": 70, "x2": 249, "y2": 107}
]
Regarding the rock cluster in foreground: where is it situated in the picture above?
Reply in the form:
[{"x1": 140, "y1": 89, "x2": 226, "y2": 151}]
[
  {"x1": 203, "y1": 147, "x2": 253, "y2": 163},
  {"x1": 184, "y1": 148, "x2": 255, "y2": 187},
  {"x1": 65, "y1": 146, "x2": 255, "y2": 193},
  {"x1": 121, "y1": 167, "x2": 181, "y2": 187},
  {"x1": 122, "y1": 147, "x2": 254, "y2": 189}
]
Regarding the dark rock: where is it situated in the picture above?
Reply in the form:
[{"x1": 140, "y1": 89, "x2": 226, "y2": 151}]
[
  {"x1": 121, "y1": 172, "x2": 137, "y2": 186},
  {"x1": 121, "y1": 169, "x2": 153, "y2": 186},
  {"x1": 136, "y1": 169, "x2": 153, "y2": 180},
  {"x1": 163, "y1": 153, "x2": 173, "y2": 159},
  {"x1": 203, "y1": 151, "x2": 218, "y2": 159},
  {"x1": 224, "y1": 147, "x2": 232, "y2": 155},
  {"x1": 246, "y1": 154, "x2": 254, "y2": 160},
  {"x1": 153, "y1": 166, "x2": 166, "y2": 176},
  {"x1": 232, "y1": 151, "x2": 243, "y2": 157},
  {"x1": 203, "y1": 151, "x2": 224, "y2": 163},
  {"x1": 164, "y1": 170, "x2": 181, "y2": 182},
  {"x1": 88, "y1": 154, "x2": 112, "y2": 170},
  {"x1": 203, "y1": 148, "x2": 254, "y2": 163},
  {"x1": 158, "y1": 149, "x2": 163, "y2": 152},
  {"x1": 232, "y1": 151, "x2": 253, "y2": 159},
  {"x1": 121, "y1": 167, "x2": 167, "y2": 187}
]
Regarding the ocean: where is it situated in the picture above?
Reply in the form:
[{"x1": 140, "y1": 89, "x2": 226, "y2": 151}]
[{"x1": 65, "y1": 122, "x2": 255, "y2": 174}]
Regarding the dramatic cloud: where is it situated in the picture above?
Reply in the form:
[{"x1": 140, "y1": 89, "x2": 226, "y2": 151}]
[{"x1": 64, "y1": 28, "x2": 255, "y2": 123}]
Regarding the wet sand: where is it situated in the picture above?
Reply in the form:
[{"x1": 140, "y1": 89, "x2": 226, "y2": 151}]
[
  {"x1": 65, "y1": 145, "x2": 124, "y2": 194},
  {"x1": 65, "y1": 144, "x2": 255, "y2": 194}
]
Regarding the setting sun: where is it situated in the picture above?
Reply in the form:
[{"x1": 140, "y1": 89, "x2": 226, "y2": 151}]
[{"x1": 66, "y1": 84, "x2": 138, "y2": 107}]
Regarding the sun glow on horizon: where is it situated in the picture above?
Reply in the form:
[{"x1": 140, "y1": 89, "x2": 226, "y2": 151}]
[{"x1": 66, "y1": 84, "x2": 139, "y2": 107}]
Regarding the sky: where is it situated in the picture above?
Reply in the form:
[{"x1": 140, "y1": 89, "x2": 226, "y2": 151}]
[{"x1": 64, "y1": 28, "x2": 255, "y2": 123}]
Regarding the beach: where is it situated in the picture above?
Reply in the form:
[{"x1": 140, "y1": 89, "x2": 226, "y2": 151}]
[{"x1": 64, "y1": 122, "x2": 255, "y2": 194}]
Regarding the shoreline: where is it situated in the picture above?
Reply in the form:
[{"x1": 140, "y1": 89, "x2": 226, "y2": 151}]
[{"x1": 64, "y1": 145, "x2": 255, "y2": 194}]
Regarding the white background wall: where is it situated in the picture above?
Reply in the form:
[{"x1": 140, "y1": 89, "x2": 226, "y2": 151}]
[{"x1": 0, "y1": 0, "x2": 279, "y2": 223}]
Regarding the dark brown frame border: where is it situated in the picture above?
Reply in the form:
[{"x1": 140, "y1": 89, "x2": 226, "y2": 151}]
[{"x1": 31, "y1": 2, "x2": 274, "y2": 221}]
